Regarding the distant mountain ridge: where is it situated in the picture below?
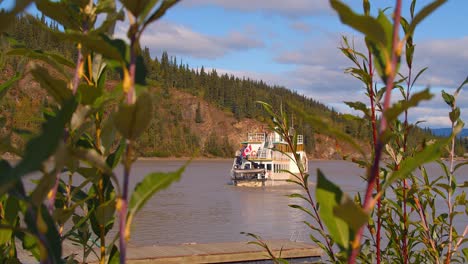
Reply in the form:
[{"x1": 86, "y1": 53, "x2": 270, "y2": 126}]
[{"x1": 431, "y1": 128, "x2": 468, "y2": 137}]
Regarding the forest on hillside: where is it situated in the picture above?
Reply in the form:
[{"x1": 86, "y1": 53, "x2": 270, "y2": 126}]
[{"x1": 1, "y1": 14, "x2": 443, "y2": 158}]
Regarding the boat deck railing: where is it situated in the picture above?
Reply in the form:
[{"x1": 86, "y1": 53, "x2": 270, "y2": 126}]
[
  {"x1": 247, "y1": 133, "x2": 266, "y2": 142},
  {"x1": 249, "y1": 149, "x2": 290, "y2": 161},
  {"x1": 273, "y1": 134, "x2": 304, "y2": 144}
]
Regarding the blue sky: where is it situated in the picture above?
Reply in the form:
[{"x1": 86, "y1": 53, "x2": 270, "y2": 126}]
[{"x1": 3, "y1": 0, "x2": 468, "y2": 128}]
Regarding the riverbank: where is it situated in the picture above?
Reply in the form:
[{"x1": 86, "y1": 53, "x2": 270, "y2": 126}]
[{"x1": 3, "y1": 152, "x2": 466, "y2": 162}]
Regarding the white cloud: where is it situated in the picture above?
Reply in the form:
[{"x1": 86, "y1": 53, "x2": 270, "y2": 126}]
[
  {"x1": 116, "y1": 21, "x2": 264, "y2": 59},
  {"x1": 412, "y1": 36, "x2": 468, "y2": 88},
  {"x1": 274, "y1": 35, "x2": 365, "y2": 99},
  {"x1": 269, "y1": 33, "x2": 468, "y2": 127},
  {"x1": 182, "y1": 0, "x2": 331, "y2": 17}
]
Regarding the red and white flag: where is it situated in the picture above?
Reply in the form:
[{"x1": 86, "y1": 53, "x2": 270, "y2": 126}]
[{"x1": 242, "y1": 144, "x2": 252, "y2": 157}]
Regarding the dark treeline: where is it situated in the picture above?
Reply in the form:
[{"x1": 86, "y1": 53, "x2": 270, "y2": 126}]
[
  {"x1": 140, "y1": 47, "x2": 378, "y2": 153},
  {"x1": 4, "y1": 14, "x2": 76, "y2": 61},
  {"x1": 2, "y1": 14, "x2": 441, "y2": 157}
]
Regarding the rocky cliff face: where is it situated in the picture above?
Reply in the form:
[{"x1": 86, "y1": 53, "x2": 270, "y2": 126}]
[{"x1": 171, "y1": 89, "x2": 367, "y2": 160}]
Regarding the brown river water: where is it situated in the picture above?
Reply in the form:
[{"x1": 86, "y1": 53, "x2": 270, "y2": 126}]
[{"x1": 116, "y1": 159, "x2": 467, "y2": 247}]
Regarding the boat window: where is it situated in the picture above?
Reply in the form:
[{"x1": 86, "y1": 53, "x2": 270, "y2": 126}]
[{"x1": 267, "y1": 164, "x2": 271, "y2": 171}]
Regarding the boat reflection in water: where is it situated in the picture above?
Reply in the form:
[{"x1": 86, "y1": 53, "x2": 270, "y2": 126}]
[{"x1": 231, "y1": 130, "x2": 308, "y2": 187}]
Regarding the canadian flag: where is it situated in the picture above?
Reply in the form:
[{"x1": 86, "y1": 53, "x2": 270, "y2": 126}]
[{"x1": 242, "y1": 144, "x2": 252, "y2": 157}]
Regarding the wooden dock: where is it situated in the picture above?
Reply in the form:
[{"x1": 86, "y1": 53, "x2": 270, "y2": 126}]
[
  {"x1": 19, "y1": 239, "x2": 322, "y2": 263},
  {"x1": 93, "y1": 239, "x2": 322, "y2": 263}
]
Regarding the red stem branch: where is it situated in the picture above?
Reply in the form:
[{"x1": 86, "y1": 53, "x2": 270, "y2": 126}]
[
  {"x1": 367, "y1": 43, "x2": 381, "y2": 264},
  {"x1": 348, "y1": 1, "x2": 402, "y2": 263},
  {"x1": 119, "y1": 29, "x2": 137, "y2": 264}
]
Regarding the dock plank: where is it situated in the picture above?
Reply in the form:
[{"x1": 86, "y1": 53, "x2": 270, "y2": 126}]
[{"x1": 107, "y1": 240, "x2": 322, "y2": 263}]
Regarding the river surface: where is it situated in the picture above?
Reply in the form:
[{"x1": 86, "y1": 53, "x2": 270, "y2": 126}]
[{"x1": 120, "y1": 159, "x2": 467, "y2": 247}]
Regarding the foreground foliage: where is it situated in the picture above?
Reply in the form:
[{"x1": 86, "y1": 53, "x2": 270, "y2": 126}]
[
  {"x1": 1, "y1": 10, "x2": 443, "y2": 159},
  {"x1": 0, "y1": 0, "x2": 185, "y2": 263},
  {"x1": 249, "y1": 0, "x2": 468, "y2": 263}
]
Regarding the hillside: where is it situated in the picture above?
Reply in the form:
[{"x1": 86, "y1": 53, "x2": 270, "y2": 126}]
[
  {"x1": 140, "y1": 87, "x2": 359, "y2": 159},
  {"x1": 0, "y1": 65, "x2": 364, "y2": 160},
  {"x1": 0, "y1": 14, "x2": 437, "y2": 160}
]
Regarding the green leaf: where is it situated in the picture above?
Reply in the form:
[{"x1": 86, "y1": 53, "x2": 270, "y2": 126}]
[
  {"x1": 405, "y1": 39, "x2": 414, "y2": 68},
  {"x1": 30, "y1": 64, "x2": 73, "y2": 105},
  {"x1": 114, "y1": 93, "x2": 153, "y2": 140},
  {"x1": 344, "y1": 101, "x2": 369, "y2": 118},
  {"x1": 288, "y1": 204, "x2": 315, "y2": 218},
  {"x1": 96, "y1": 0, "x2": 116, "y2": 14},
  {"x1": 24, "y1": 206, "x2": 62, "y2": 264},
  {"x1": 376, "y1": 10, "x2": 393, "y2": 53},
  {"x1": 120, "y1": 0, "x2": 157, "y2": 18},
  {"x1": 0, "y1": 196, "x2": 18, "y2": 245},
  {"x1": 106, "y1": 140, "x2": 126, "y2": 169},
  {"x1": 383, "y1": 138, "x2": 448, "y2": 190},
  {"x1": 52, "y1": 208, "x2": 74, "y2": 225},
  {"x1": 441, "y1": 90, "x2": 455, "y2": 107},
  {"x1": 454, "y1": 162, "x2": 468, "y2": 173},
  {"x1": 36, "y1": 0, "x2": 82, "y2": 30},
  {"x1": 411, "y1": 67, "x2": 428, "y2": 88},
  {"x1": 31, "y1": 172, "x2": 57, "y2": 207},
  {"x1": 455, "y1": 76, "x2": 468, "y2": 96},
  {"x1": 95, "y1": 8, "x2": 125, "y2": 35},
  {"x1": 0, "y1": 223, "x2": 13, "y2": 244},
  {"x1": 384, "y1": 89, "x2": 433, "y2": 122},
  {"x1": 366, "y1": 38, "x2": 388, "y2": 84},
  {"x1": 407, "y1": 0, "x2": 447, "y2": 36},
  {"x1": 400, "y1": 17, "x2": 410, "y2": 35},
  {"x1": 143, "y1": 0, "x2": 180, "y2": 28},
  {"x1": 287, "y1": 193, "x2": 309, "y2": 203},
  {"x1": 453, "y1": 119, "x2": 465, "y2": 136},
  {"x1": 0, "y1": 73, "x2": 21, "y2": 100},
  {"x1": 126, "y1": 164, "x2": 186, "y2": 231},
  {"x1": 107, "y1": 245, "x2": 120, "y2": 264},
  {"x1": 316, "y1": 169, "x2": 349, "y2": 249},
  {"x1": 449, "y1": 108, "x2": 460, "y2": 123},
  {"x1": 333, "y1": 195, "x2": 368, "y2": 232},
  {"x1": 345, "y1": 67, "x2": 371, "y2": 84},
  {"x1": 20, "y1": 233, "x2": 40, "y2": 260},
  {"x1": 55, "y1": 31, "x2": 127, "y2": 62},
  {"x1": 8, "y1": 48, "x2": 74, "y2": 78},
  {"x1": 96, "y1": 200, "x2": 116, "y2": 227},
  {"x1": 290, "y1": 104, "x2": 365, "y2": 159},
  {"x1": 4, "y1": 195, "x2": 19, "y2": 224},
  {"x1": 330, "y1": 0, "x2": 387, "y2": 46},
  {"x1": 101, "y1": 116, "x2": 118, "y2": 155},
  {"x1": 78, "y1": 84, "x2": 103, "y2": 105},
  {"x1": 71, "y1": 148, "x2": 114, "y2": 176},
  {"x1": 0, "y1": 99, "x2": 77, "y2": 195},
  {"x1": 48, "y1": 53, "x2": 76, "y2": 68},
  {"x1": 0, "y1": 0, "x2": 33, "y2": 32}
]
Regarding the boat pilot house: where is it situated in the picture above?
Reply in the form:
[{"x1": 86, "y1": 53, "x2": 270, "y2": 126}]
[{"x1": 231, "y1": 131, "x2": 308, "y2": 186}]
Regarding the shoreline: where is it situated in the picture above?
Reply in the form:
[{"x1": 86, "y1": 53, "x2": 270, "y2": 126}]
[
  {"x1": 3, "y1": 153, "x2": 466, "y2": 162},
  {"x1": 136, "y1": 156, "x2": 332, "y2": 161}
]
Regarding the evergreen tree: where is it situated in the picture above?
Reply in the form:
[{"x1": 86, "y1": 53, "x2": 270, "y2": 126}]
[{"x1": 195, "y1": 102, "x2": 203, "y2": 123}]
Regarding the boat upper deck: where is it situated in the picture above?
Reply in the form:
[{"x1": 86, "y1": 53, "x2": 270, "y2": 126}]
[{"x1": 244, "y1": 132, "x2": 304, "y2": 145}]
